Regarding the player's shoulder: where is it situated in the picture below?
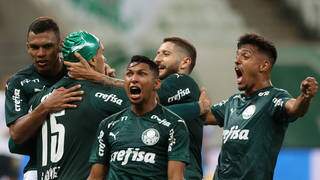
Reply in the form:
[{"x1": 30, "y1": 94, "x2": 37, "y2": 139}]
[
  {"x1": 270, "y1": 86, "x2": 289, "y2": 94},
  {"x1": 157, "y1": 104, "x2": 183, "y2": 121},
  {"x1": 100, "y1": 108, "x2": 130, "y2": 128},
  {"x1": 165, "y1": 73, "x2": 196, "y2": 82},
  {"x1": 7, "y1": 65, "x2": 36, "y2": 84}
]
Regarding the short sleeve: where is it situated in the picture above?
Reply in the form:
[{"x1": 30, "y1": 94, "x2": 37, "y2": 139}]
[
  {"x1": 5, "y1": 78, "x2": 30, "y2": 126},
  {"x1": 158, "y1": 74, "x2": 200, "y2": 105},
  {"x1": 211, "y1": 99, "x2": 229, "y2": 127},
  {"x1": 167, "y1": 119, "x2": 190, "y2": 164},
  {"x1": 270, "y1": 90, "x2": 297, "y2": 123},
  {"x1": 8, "y1": 137, "x2": 36, "y2": 155},
  {"x1": 89, "y1": 119, "x2": 111, "y2": 165},
  {"x1": 166, "y1": 102, "x2": 200, "y2": 122}
]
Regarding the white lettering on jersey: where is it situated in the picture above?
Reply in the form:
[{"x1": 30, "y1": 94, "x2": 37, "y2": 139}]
[
  {"x1": 110, "y1": 148, "x2": 156, "y2": 165},
  {"x1": 168, "y1": 129, "x2": 176, "y2": 152},
  {"x1": 233, "y1": 95, "x2": 245, "y2": 102},
  {"x1": 40, "y1": 166, "x2": 60, "y2": 180},
  {"x1": 272, "y1": 97, "x2": 284, "y2": 107},
  {"x1": 150, "y1": 115, "x2": 171, "y2": 127},
  {"x1": 258, "y1": 91, "x2": 270, "y2": 96},
  {"x1": 230, "y1": 108, "x2": 235, "y2": 115},
  {"x1": 214, "y1": 99, "x2": 228, "y2": 107},
  {"x1": 98, "y1": 131, "x2": 106, "y2": 157},
  {"x1": 223, "y1": 126, "x2": 249, "y2": 144},
  {"x1": 174, "y1": 73, "x2": 182, "y2": 78},
  {"x1": 107, "y1": 116, "x2": 128, "y2": 128},
  {"x1": 13, "y1": 89, "x2": 22, "y2": 111},
  {"x1": 167, "y1": 88, "x2": 190, "y2": 103},
  {"x1": 242, "y1": 105, "x2": 256, "y2": 119},
  {"x1": 20, "y1": 78, "x2": 40, "y2": 86},
  {"x1": 95, "y1": 92, "x2": 123, "y2": 105}
]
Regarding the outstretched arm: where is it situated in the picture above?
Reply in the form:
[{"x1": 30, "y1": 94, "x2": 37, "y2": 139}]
[
  {"x1": 64, "y1": 52, "x2": 124, "y2": 88},
  {"x1": 285, "y1": 77, "x2": 318, "y2": 118},
  {"x1": 9, "y1": 85, "x2": 83, "y2": 144}
]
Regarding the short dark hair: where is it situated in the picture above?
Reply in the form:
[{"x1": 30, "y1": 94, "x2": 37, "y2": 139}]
[
  {"x1": 27, "y1": 16, "x2": 60, "y2": 40},
  {"x1": 163, "y1": 37, "x2": 197, "y2": 72},
  {"x1": 237, "y1": 33, "x2": 277, "y2": 65},
  {"x1": 128, "y1": 55, "x2": 159, "y2": 78}
]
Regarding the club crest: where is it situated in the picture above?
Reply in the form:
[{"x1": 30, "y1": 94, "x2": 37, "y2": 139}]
[
  {"x1": 242, "y1": 105, "x2": 256, "y2": 119},
  {"x1": 141, "y1": 128, "x2": 160, "y2": 146}
]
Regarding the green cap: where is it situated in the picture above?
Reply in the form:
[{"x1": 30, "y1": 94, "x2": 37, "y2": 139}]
[{"x1": 62, "y1": 31, "x2": 100, "y2": 62}]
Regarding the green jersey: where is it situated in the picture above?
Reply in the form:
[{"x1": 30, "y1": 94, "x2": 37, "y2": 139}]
[
  {"x1": 29, "y1": 76, "x2": 128, "y2": 180},
  {"x1": 211, "y1": 86, "x2": 297, "y2": 180},
  {"x1": 5, "y1": 64, "x2": 67, "y2": 126},
  {"x1": 5, "y1": 64, "x2": 67, "y2": 171},
  {"x1": 90, "y1": 104, "x2": 190, "y2": 180},
  {"x1": 158, "y1": 73, "x2": 203, "y2": 179}
]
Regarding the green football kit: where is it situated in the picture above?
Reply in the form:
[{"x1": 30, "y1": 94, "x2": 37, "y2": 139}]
[
  {"x1": 29, "y1": 77, "x2": 128, "y2": 180},
  {"x1": 89, "y1": 104, "x2": 190, "y2": 180},
  {"x1": 211, "y1": 86, "x2": 297, "y2": 180},
  {"x1": 5, "y1": 64, "x2": 67, "y2": 172},
  {"x1": 158, "y1": 73, "x2": 203, "y2": 179}
]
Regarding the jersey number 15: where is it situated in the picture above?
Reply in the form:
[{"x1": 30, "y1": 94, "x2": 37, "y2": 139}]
[{"x1": 41, "y1": 110, "x2": 65, "y2": 166}]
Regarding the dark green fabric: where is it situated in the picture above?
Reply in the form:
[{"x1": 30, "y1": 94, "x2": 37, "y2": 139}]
[
  {"x1": 89, "y1": 104, "x2": 190, "y2": 180},
  {"x1": 212, "y1": 86, "x2": 297, "y2": 180},
  {"x1": 158, "y1": 73, "x2": 203, "y2": 179},
  {"x1": 29, "y1": 77, "x2": 128, "y2": 179}
]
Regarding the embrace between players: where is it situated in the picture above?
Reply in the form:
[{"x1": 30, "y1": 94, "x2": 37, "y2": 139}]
[{"x1": 5, "y1": 17, "x2": 318, "y2": 180}]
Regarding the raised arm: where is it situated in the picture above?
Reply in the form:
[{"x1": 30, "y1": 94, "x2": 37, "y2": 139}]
[
  {"x1": 198, "y1": 88, "x2": 220, "y2": 125},
  {"x1": 285, "y1": 77, "x2": 318, "y2": 118},
  {"x1": 9, "y1": 85, "x2": 83, "y2": 144},
  {"x1": 64, "y1": 52, "x2": 124, "y2": 88}
]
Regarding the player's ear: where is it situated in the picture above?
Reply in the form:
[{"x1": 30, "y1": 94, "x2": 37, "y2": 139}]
[
  {"x1": 180, "y1": 57, "x2": 192, "y2": 71},
  {"x1": 260, "y1": 59, "x2": 271, "y2": 72},
  {"x1": 154, "y1": 78, "x2": 161, "y2": 90}
]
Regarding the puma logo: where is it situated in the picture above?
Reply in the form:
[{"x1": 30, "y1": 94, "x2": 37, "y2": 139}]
[{"x1": 109, "y1": 131, "x2": 119, "y2": 140}]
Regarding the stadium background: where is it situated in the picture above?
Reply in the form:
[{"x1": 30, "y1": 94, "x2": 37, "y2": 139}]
[{"x1": 0, "y1": 0, "x2": 319, "y2": 179}]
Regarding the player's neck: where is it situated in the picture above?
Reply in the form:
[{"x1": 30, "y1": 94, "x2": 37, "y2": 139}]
[
  {"x1": 131, "y1": 97, "x2": 157, "y2": 116},
  {"x1": 245, "y1": 79, "x2": 272, "y2": 96}
]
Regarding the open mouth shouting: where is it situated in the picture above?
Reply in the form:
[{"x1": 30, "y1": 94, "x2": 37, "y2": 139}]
[
  {"x1": 235, "y1": 66, "x2": 243, "y2": 85},
  {"x1": 129, "y1": 85, "x2": 142, "y2": 101}
]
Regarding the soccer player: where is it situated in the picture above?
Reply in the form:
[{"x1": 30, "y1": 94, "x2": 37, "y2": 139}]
[
  {"x1": 88, "y1": 55, "x2": 190, "y2": 180},
  {"x1": 203, "y1": 33, "x2": 318, "y2": 179},
  {"x1": 5, "y1": 17, "x2": 83, "y2": 179},
  {"x1": 65, "y1": 37, "x2": 204, "y2": 179},
  {"x1": 155, "y1": 37, "x2": 203, "y2": 180},
  {"x1": 27, "y1": 31, "x2": 129, "y2": 179}
]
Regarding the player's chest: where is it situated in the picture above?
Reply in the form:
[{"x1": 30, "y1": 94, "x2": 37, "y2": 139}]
[
  {"x1": 21, "y1": 78, "x2": 53, "y2": 95},
  {"x1": 108, "y1": 118, "x2": 169, "y2": 150},
  {"x1": 224, "y1": 97, "x2": 272, "y2": 128}
]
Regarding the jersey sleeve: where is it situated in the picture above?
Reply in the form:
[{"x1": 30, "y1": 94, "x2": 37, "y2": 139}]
[
  {"x1": 167, "y1": 118, "x2": 190, "y2": 164},
  {"x1": 89, "y1": 119, "x2": 111, "y2": 165},
  {"x1": 5, "y1": 77, "x2": 30, "y2": 126},
  {"x1": 8, "y1": 137, "x2": 36, "y2": 155},
  {"x1": 270, "y1": 90, "x2": 297, "y2": 123},
  {"x1": 166, "y1": 102, "x2": 200, "y2": 122},
  {"x1": 158, "y1": 74, "x2": 200, "y2": 105},
  {"x1": 211, "y1": 99, "x2": 229, "y2": 127}
]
